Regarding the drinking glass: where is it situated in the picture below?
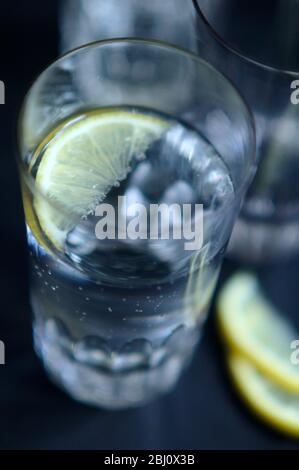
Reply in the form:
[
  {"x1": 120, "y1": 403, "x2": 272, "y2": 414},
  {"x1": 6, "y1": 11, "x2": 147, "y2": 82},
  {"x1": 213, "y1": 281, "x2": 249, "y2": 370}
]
[
  {"x1": 193, "y1": 0, "x2": 299, "y2": 262},
  {"x1": 18, "y1": 40, "x2": 255, "y2": 409},
  {"x1": 60, "y1": 0, "x2": 197, "y2": 53}
]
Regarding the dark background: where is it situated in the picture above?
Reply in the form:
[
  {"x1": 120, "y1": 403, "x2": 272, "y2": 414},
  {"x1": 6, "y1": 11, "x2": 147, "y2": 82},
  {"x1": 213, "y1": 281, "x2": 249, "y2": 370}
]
[{"x1": 0, "y1": 0, "x2": 299, "y2": 450}]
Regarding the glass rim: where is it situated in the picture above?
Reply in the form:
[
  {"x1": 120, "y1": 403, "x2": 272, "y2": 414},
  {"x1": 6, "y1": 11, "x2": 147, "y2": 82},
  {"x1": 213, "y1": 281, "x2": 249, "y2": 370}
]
[
  {"x1": 193, "y1": 0, "x2": 299, "y2": 76},
  {"x1": 18, "y1": 37, "x2": 256, "y2": 210}
]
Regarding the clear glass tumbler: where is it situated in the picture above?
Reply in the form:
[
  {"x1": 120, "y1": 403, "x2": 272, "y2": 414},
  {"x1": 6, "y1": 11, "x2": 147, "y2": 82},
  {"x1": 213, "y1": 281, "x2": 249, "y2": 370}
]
[
  {"x1": 18, "y1": 40, "x2": 255, "y2": 409},
  {"x1": 193, "y1": 0, "x2": 299, "y2": 262}
]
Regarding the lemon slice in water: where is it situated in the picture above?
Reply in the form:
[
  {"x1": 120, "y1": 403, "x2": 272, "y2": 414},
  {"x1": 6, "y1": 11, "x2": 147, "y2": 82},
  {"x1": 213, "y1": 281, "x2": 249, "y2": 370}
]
[
  {"x1": 217, "y1": 272, "x2": 299, "y2": 393},
  {"x1": 33, "y1": 109, "x2": 169, "y2": 249}
]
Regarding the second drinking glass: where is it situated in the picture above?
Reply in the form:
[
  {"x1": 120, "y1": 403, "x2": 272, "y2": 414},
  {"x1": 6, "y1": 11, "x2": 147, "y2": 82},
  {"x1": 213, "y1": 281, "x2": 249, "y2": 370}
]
[{"x1": 194, "y1": 0, "x2": 299, "y2": 262}]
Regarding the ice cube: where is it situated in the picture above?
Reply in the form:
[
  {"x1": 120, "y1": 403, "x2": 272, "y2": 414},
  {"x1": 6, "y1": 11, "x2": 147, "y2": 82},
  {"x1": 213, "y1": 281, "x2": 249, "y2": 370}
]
[
  {"x1": 162, "y1": 180, "x2": 196, "y2": 205},
  {"x1": 130, "y1": 160, "x2": 166, "y2": 202}
]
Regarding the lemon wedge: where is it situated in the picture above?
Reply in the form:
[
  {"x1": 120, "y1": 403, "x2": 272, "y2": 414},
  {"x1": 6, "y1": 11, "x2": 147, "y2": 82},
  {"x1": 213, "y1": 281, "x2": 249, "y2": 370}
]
[
  {"x1": 228, "y1": 353, "x2": 299, "y2": 439},
  {"x1": 217, "y1": 272, "x2": 299, "y2": 393}
]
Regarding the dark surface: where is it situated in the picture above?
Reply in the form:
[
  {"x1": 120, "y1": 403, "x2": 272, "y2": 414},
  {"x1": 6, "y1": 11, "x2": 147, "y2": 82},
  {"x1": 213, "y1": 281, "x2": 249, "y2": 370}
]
[{"x1": 0, "y1": 0, "x2": 299, "y2": 450}]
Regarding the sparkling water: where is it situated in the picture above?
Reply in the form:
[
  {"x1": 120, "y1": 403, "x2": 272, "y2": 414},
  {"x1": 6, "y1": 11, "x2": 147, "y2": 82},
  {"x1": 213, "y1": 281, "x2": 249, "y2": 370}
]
[{"x1": 24, "y1": 107, "x2": 234, "y2": 408}]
